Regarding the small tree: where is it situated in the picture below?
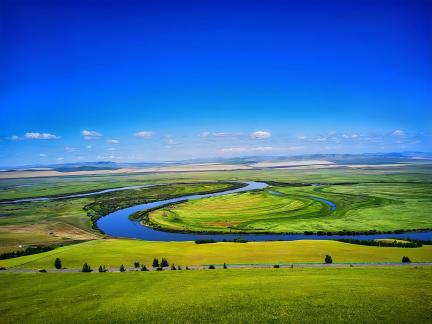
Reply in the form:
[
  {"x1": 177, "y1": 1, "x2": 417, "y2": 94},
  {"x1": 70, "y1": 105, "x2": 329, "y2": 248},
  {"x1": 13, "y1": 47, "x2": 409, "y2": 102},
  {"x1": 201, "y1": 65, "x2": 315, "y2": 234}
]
[
  {"x1": 177, "y1": 265, "x2": 182, "y2": 270},
  {"x1": 171, "y1": 264, "x2": 176, "y2": 270},
  {"x1": 161, "y1": 258, "x2": 169, "y2": 268},
  {"x1": 402, "y1": 256, "x2": 411, "y2": 263},
  {"x1": 186, "y1": 266, "x2": 190, "y2": 270},
  {"x1": 98, "y1": 265, "x2": 107, "y2": 272},
  {"x1": 120, "y1": 264, "x2": 126, "y2": 272},
  {"x1": 223, "y1": 262, "x2": 227, "y2": 269},
  {"x1": 209, "y1": 265, "x2": 215, "y2": 269},
  {"x1": 141, "y1": 265, "x2": 148, "y2": 271},
  {"x1": 325, "y1": 255, "x2": 333, "y2": 264},
  {"x1": 82, "y1": 262, "x2": 92, "y2": 272},
  {"x1": 134, "y1": 261, "x2": 140, "y2": 268},
  {"x1": 273, "y1": 264, "x2": 280, "y2": 268},
  {"x1": 156, "y1": 266, "x2": 163, "y2": 271},
  {"x1": 152, "y1": 258, "x2": 159, "y2": 268},
  {"x1": 54, "y1": 258, "x2": 62, "y2": 270}
]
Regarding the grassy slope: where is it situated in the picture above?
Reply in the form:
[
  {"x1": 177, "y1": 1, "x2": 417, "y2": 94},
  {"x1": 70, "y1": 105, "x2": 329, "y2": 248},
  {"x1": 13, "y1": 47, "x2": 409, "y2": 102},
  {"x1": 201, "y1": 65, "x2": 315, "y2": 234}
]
[
  {"x1": 150, "y1": 181, "x2": 432, "y2": 233},
  {"x1": 1, "y1": 267, "x2": 431, "y2": 323},
  {"x1": 1, "y1": 239, "x2": 432, "y2": 269}
]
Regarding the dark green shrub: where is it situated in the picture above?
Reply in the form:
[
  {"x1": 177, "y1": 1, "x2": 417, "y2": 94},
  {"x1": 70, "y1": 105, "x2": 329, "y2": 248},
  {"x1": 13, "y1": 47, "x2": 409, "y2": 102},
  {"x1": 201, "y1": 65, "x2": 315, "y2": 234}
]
[
  {"x1": 82, "y1": 262, "x2": 92, "y2": 272},
  {"x1": 273, "y1": 264, "x2": 280, "y2": 268},
  {"x1": 39, "y1": 269, "x2": 47, "y2": 273},
  {"x1": 161, "y1": 258, "x2": 169, "y2": 267},
  {"x1": 141, "y1": 265, "x2": 148, "y2": 271},
  {"x1": 186, "y1": 266, "x2": 190, "y2": 270},
  {"x1": 98, "y1": 265, "x2": 107, "y2": 272},
  {"x1": 177, "y1": 265, "x2": 182, "y2": 270},
  {"x1": 152, "y1": 258, "x2": 159, "y2": 268},
  {"x1": 156, "y1": 266, "x2": 163, "y2": 271},
  {"x1": 208, "y1": 265, "x2": 215, "y2": 269},
  {"x1": 195, "y1": 239, "x2": 216, "y2": 244},
  {"x1": 134, "y1": 261, "x2": 140, "y2": 268},
  {"x1": 171, "y1": 264, "x2": 176, "y2": 270},
  {"x1": 54, "y1": 257, "x2": 62, "y2": 270},
  {"x1": 120, "y1": 264, "x2": 126, "y2": 272},
  {"x1": 402, "y1": 256, "x2": 411, "y2": 263},
  {"x1": 325, "y1": 255, "x2": 333, "y2": 264},
  {"x1": 223, "y1": 262, "x2": 227, "y2": 269}
]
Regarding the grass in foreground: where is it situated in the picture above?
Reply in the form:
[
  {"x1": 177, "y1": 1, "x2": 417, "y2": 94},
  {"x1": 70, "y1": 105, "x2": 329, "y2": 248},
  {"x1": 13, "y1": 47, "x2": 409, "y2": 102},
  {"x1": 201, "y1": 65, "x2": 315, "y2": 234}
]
[
  {"x1": 1, "y1": 239, "x2": 431, "y2": 269},
  {"x1": 1, "y1": 267, "x2": 431, "y2": 323}
]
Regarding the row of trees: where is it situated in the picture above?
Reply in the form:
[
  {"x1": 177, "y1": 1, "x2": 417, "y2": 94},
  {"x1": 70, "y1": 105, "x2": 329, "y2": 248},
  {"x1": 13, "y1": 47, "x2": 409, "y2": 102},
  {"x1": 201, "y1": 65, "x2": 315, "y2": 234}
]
[{"x1": 51, "y1": 254, "x2": 413, "y2": 272}]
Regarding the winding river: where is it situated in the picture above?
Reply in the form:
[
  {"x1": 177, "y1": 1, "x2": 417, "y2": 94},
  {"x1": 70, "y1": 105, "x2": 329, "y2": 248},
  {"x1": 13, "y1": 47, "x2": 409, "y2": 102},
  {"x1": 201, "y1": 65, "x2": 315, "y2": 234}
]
[{"x1": 4, "y1": 181, "x2": 431, "y2": 241}]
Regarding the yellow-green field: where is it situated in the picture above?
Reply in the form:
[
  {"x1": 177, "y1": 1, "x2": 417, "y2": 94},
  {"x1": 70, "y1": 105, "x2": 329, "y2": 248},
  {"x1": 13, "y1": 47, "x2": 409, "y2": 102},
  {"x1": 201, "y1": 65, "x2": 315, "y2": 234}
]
[
  {"x1": 1, "y1": 267, "x2": 431, "y2": 323},
  {"x1": 1, "y1": 239, "x2": 431, "y2": 269}
]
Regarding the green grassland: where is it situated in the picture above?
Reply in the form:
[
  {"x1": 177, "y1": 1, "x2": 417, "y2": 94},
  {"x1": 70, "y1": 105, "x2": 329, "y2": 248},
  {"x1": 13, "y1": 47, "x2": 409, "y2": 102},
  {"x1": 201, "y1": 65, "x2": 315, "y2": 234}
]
[
  {"x1": 2, "y1": 239, "x2": 431, "y2": 269},
  {"x1": 1, "y1": 164, "x2": 431, "y2": 201},
  {"x1": 1, "y1": 267, "x2": 431, "y2": 323},
  {"x1": 0, "y1": 182, "x2": 239, "y2": 251},
  {"x1": 1, "y1": 165, "x2": 431, "y2": 251},
  {"x1": 148, "y1": 182, "x2": 432, "y2": 233}
]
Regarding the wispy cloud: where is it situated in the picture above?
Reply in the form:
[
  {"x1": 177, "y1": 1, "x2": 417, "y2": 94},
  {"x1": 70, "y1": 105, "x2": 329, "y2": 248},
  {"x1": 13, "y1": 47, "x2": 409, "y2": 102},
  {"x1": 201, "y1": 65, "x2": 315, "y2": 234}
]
[
  {"x1": 107, "y1": 139, "x2": 120, "y2": 144},
  {"x1": 56, "y1": 157, "x2": 64, "y2": 161},
  {"x1": 81, "y1": 130, "x2": 102, "y2": 139},
  {"x1": 392, "y1": 129, "x2": 406, "y2": 137},
  {"x1": 65, "y1": 146, "x2": 78, "y2": 153},
  {"x1": 39, "y1": 153, "x2": 47, "y2": 157},
  {"x1": 250, "y1": 131, "x2": 272, "y2": 139},
  {"x1": 9, "y1": 132, "x2": 60, "y2": 140},
  {"x1": 220, "y1": 146, "x2": 302, "y2": 154},
  {"x1": 134, "y1": 131, "x2": 153, "y2": 138},
  {"x1": 200, "y1": 131, "x2": 242, "y2": 138}
]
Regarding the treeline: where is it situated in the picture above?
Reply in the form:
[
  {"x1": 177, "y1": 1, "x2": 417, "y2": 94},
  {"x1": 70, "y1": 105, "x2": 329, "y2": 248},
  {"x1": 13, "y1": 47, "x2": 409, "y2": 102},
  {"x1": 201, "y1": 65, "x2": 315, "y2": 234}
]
[
  {"x1": 0, "y1": 246, "x2": 53, "y2": 260},
  {"x1": 195, "y1": 238, "x2": 248, "y2": 244},
  {"x1": 303, "y1": 229, "x2": 432, "y2": 236},
  {"x1": 337, "y1": 238, "x2": 422, "y2": 248}
]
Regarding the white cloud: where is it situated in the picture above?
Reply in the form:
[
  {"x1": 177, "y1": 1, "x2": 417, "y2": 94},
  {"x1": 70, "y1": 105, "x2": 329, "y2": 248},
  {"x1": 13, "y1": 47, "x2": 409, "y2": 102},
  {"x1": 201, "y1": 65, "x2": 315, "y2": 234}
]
[
  {"x1": 81, "y1": 130, "x2": 102, "y2": 139},
  {"x1": 200, "y1": 131, "x2": 211, "y2": 138},
  {"x1": 86, "y1": 145, "x2": 92, "y2": 149},
  {"x1": 251, "y1": 131, "x2": 272, "y2": 139},
  {"x1": 39, "y1": 153, "x2": 47, "y2": 157},
  {"x1": 107, "y1": 139, "x2": 120, "y2": 144},
  {"x1": 392, "y1": 130, "x2": 406, "y2": 137},
  {"x1": 134, "y1": 131, "x2": 153, "y2": 138},
  {"x1": 56, "y1": 157, "x2": 64, "y2": 161},
  {"x1": 65, "y1": 146, "x2": 77, "y2": 153},
  {"x1": 107, "y1": 147, "x2": 117, "y2": 151},
  {"x1": 9, "y1": 132, "x2": 60, "y2": 140}
]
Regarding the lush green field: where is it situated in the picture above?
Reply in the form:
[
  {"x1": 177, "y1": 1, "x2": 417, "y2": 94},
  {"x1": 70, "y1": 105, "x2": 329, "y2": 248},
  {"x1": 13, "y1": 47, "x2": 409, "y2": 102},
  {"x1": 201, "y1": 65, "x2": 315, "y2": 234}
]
[
  {"x1": 149, "y1": 181, "x2": 432, "y2": 233},
  {"x1": 1, "y1": 165, "x2": 432, "y2": 251},
  {"x1": 0, "y1": 182, "x2": 239, "y2": 251},
  {"x1": 2, "y1": 239, "x2": 431, "y2": 269},
  {"x1": 1, "y1": 267, "x2": 431, "y2": 323}
]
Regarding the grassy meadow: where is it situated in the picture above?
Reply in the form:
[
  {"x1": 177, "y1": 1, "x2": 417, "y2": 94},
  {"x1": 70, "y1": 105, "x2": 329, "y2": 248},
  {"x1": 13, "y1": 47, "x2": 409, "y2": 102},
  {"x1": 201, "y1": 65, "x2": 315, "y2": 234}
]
[
  {"x1": 1, "y1": 267, "x2": 431, "y2": 323},
  {"x1": 1, "y1": 239, "x2": 432, "y2": 270},
  {"x1": 148, "y1": 181, "x2": 432, "y2": 233}
]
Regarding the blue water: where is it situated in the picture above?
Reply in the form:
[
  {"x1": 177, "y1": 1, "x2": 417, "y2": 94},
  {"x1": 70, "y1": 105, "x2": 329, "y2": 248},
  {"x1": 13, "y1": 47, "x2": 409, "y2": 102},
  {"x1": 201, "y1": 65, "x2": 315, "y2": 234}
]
[{"x1": 97, "y1": 181, "x2": 432, "y2": 241}]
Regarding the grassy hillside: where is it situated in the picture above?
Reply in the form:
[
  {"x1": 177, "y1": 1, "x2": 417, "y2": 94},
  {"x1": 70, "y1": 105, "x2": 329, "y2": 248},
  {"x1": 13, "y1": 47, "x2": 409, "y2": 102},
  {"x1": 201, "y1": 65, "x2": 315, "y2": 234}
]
[
  {"x1": 1, "y1": 267, "x2": 431, "y2": 323},
  {"x1": 2, "y1": 239, "x2": 431, "y2": 269}
]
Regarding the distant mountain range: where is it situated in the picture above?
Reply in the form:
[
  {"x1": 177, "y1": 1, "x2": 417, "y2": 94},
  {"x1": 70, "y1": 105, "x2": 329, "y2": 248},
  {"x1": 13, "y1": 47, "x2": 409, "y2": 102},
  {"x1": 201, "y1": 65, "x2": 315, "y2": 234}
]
[{"x1": 1, "y1": 152, "x2": 431, "y2": 172}]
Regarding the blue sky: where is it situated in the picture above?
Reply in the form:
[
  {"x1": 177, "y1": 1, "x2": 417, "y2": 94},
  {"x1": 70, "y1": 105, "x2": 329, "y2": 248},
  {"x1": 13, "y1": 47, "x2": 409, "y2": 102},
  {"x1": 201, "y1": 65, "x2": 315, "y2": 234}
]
[{"x1": 1, "y1": 0, "x2": 431, "y2": 166}]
